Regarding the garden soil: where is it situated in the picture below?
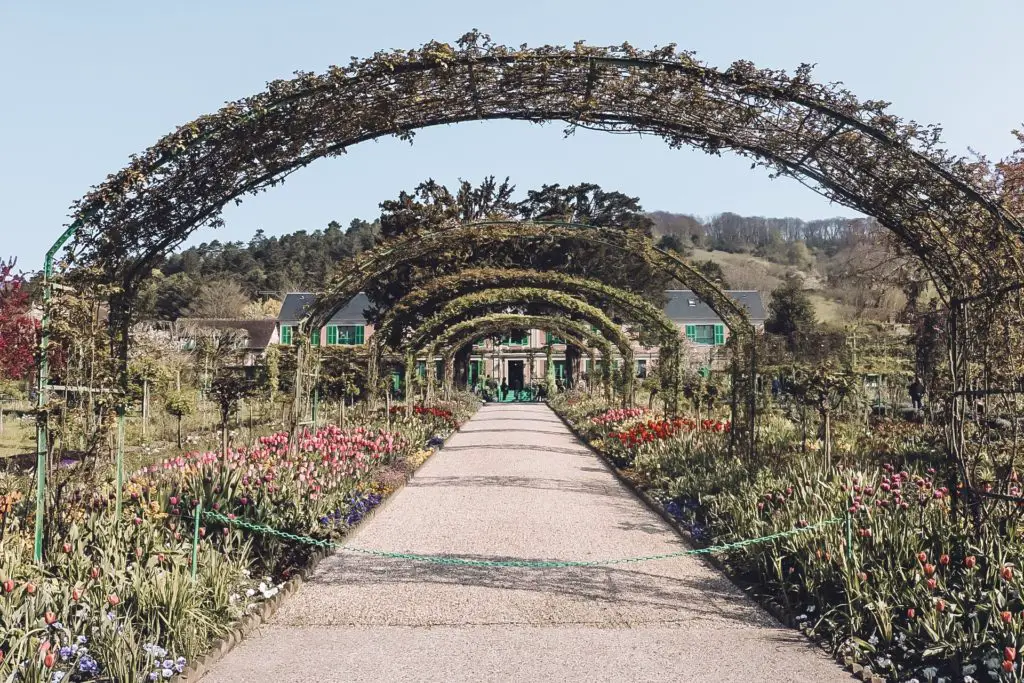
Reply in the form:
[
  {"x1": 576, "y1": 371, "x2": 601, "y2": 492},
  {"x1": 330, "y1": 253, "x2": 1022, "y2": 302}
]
[{"x1": 204, "y1": 404, "x2": 850, "y2": 682}]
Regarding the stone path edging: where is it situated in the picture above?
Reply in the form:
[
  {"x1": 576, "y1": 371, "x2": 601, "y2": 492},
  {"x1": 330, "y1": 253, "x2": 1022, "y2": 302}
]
[
  {"x1": 549, "y1": 404, "x2": 874, "y2": 683},
  {"x1": 173, "y1": 419, "x2": 470, "y2": 683}
]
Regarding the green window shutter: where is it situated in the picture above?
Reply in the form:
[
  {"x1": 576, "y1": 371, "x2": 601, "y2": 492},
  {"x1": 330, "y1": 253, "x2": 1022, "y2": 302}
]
[
  {"x1": 685, "y1": 325, "x2": 696, "y2": 342},
  {"x1": 355, "y1": 325, "x2": 365, "y2": 345},
  {"x1": 714, "y1": 324, "x2": 725, "y2": 345},
  {"x1": 326, "y1": 325, "x2": 338, "y2": 345},
  {"x1": 280, "y1": 325, "x2": 292, "y2": 345},
  {"x1": 311, "y1": 328, "x2": 321, "y2": 346}
]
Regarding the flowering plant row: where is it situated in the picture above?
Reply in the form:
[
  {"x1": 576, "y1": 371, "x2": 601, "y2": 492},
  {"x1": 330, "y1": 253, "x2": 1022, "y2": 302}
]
[
  {"x1": 553, "y1": 392, "x2": 1024, "y2": 682},
  {"x1": 608, "y1": 417, "x2": 731, "y2": 448},
  {"x1": 0, "y1": 396, "x2": 478, "y2": 682}
]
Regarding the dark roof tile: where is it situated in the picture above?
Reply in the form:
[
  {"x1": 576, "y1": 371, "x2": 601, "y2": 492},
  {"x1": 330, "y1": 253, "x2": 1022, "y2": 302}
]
[
  {"x1": 663, "y1": 290, "x2": 766, "y2": 322},
  {"x1": 278, "y1": 292, "x2": 371, "y2": 324}
]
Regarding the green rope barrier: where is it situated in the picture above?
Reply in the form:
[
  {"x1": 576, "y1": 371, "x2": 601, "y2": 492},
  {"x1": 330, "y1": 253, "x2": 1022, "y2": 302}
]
[{"x1": 200, "y1": 510, "x2": 843, "y2": 569}]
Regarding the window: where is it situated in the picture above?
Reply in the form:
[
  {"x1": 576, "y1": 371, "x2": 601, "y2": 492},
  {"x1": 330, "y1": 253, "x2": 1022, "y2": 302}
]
[
  {"x1": 415, "y1": 360, "x2": 427, "y2": 378},
  {"x1": 468, "y1": 360, "x2": 483, "y2": 386},
  {"x1": 280, "y1": 324, "x2": 293, "y2": 345},
  {"x1": 685, "y1": 323, "x2": 725, "y2": 346},
  {"x1": 311, "y1": 328, "x2": 321, "y2": 346},
  {"x1": 501, "y1": 329, "x2": 529, "y2": 346},
  {"x1": 545, "y1": 331, "x2": 565, "y2": 344},
  {"x1": 636, "y1": 359, "x2": 648, "y2": 378},
  {"x1": 328, "y1": 324, "x2": 365, "y2": 345}
]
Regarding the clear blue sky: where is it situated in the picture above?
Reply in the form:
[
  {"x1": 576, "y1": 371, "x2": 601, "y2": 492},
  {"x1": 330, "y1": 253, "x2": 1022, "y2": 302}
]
[{"x1": 1, "y1": 1, "x2": 1021, "y2": 271}]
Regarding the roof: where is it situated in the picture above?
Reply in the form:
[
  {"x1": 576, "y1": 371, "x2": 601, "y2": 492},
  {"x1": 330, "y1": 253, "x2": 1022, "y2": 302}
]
[
  {"x1": 278, "y1": 292, "x2": 371, "y2": 324},
  {"x1": 174, "y1": 318, "x2": 277, "y2": 349},
  {"x1": 663, "y1": 290, "x2": 766, "y2": 323}
]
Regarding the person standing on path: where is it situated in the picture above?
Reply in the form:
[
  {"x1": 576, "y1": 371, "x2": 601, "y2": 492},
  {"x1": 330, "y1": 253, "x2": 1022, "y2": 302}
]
[
  {"x1": 909, "y1": 377, "x2": 925, "y2": 411},
  {"x1": 500, "y1": 379, "x2": 509, "y2": 401}
]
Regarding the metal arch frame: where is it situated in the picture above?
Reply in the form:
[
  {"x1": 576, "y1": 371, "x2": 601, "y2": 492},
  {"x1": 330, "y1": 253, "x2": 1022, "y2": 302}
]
[
  {"x1": 420, "y1": 314, "x2": 619, "y2": 398},
  {"x1": 398, "y1": 288, "x2": 637, "y2": 404},
  {"x1": 373, "y1": 267, "x2": 680, "y2": 348},
  {"x1": 48, "y1": 36, "x2": 1021, "y2": 560},
  {"x1": 288, "y1": 220, "x2": 756, "y2": 452},
  {"x1": 62, "y1": 40, "x2": 1022, "y2": 295},
  {"x1": 302, "y1": 221, "x2": 751, "y2": 339}
]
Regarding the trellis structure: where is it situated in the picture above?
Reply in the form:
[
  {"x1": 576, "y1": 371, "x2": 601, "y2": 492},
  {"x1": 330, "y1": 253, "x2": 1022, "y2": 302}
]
[
  {"x1": 420, "y1": 314, "x2": 619, "y2": 398},
  {"x1": 401, "y1": 288, "x2": 636, "y2": 402},
  {"x1": 37, "y1": 32, "x2": 1024, "y2": 560},
  {"x1": 372, "y1": 267, "x2": 680, "y2": 348},
  {"x1": 369, "y1": 266, "x2": 686, "y2": 409},
  {"x1": 287, "y1": 220, "x2": 756, "y2": 453}
]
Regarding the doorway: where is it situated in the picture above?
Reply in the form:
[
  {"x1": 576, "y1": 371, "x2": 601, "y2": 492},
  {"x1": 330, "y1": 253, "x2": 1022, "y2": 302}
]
[{"x1": 507, "y1": 360, "x2": 525, "y2": 400}]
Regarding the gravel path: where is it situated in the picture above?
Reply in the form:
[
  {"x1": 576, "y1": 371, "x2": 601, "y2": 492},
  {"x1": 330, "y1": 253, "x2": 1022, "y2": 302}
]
[{"x1": 204, "y1": 404, "x2": 849, "y2": 682}]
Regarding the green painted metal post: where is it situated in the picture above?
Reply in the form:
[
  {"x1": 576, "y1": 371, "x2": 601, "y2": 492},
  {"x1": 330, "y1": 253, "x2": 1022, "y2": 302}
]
[
  {"x1": 312, "y1": 386, "x2": 319, "y2": 430},
  {"x1": 845, "y1": 502, "x2": 853, "y2": 561},
  {"x1": 115, "y1": 410, "x2": 125, "y2": 519},
  {"x1": 191, "y1": 500, "x2": 202, "y2": 579},
  {"x1": 34, "y1": 223, "x2": 79, "y2": 564}
]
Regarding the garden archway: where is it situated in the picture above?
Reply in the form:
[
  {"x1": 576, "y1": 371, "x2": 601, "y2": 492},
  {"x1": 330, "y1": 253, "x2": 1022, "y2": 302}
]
[
  {"x1": 397, "y1": 287, "x2": 636, "y2": 402},
  {"x1": 38, "y1": 33, "x2": 1024, "y2": 556},
  {"x1": 420, "y1": 313, "x2": 620, "y2": 398},
  {"x1": 372, "y1": 267, "x2": 680, "y2": 348}
]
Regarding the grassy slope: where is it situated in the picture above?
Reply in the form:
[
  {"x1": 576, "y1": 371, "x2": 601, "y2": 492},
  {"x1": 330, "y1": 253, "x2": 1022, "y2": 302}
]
[{"x1": 689, "y1": 248, "x2": 846, "y2": 324}]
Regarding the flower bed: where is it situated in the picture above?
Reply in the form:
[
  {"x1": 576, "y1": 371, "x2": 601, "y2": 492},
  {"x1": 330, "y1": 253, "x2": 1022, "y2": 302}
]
[
  {"x1": 551, "y1": 391, "x2": 1024, "y2": 683},
  {"x1": 0, "y1": 395, "x2": 478, "y2": 681}
]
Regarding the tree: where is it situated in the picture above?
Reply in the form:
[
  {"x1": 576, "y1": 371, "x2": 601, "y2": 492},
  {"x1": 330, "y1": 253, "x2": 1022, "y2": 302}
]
[
  {"x1": 693, "y1": 260, "x2": 731, "y2": 288},
  {"x1": 210, "y1": 369, "x2": 253, "y2": 456},
  {"x1": 0, "y1": 257, "x2": 36, "y2": 381},
  {"x1": 188, "y1": 278, "x2": 252, "y2": 318},
  {"x1": 164, "y1": 390, "x2": 196, "y2": 449},
  {"x1": 656, "y1": 234, "x2": 689, "y2": 255},
  {"x1": 766, "y1": 274, "x2": 817, "y2": 337}
]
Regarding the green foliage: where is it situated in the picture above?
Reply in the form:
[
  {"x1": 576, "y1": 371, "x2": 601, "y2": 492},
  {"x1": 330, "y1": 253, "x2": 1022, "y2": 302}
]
[
  {"x1": 164, "y1": 391, "x2": 196, "y2": 419},
  {"x1": 766, "y1": 274, "x2": 818, "y2": 337},
  {"x1": 210, "y1": 370, "x2": 253, "y2": 427},
  {"x1": 692, "y1": 260, "x2": 731, "y2": 288}
]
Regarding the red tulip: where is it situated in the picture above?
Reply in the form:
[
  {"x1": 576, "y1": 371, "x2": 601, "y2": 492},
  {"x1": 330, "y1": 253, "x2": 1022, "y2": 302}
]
[
  {"x1": 1002, "y1": 611, "x2": 1013, "y2": 623},
  {"x1": 62, "y1": 543, "x2": 72, "y2": 554},
  {"x1": 964, "y1": 556, "x2": 977, "y2": 569},
  {"x1": 926, "y1": 578, "x2": 937, "y2": 590},
  {"x1": 916, "y1": 551, "x2": 927, "y2": 564},
  {"x1": 1003, "y1": 566, "x2": 1014, "y2": 581},
  {"x1": 1004, "y1": 660, "x2": 1015, "y2": 673},
  {"x1": 936, "y1": 599, "x2": 946, "y2": 612},
  {"x1": 107, "y1": 594, "x2": 120, "y2": 606},
  {"x1": 1006, "y1": 647, "x2": 1017, "y2": 662},
  {"x1": 90, "y1": 566, "x2": 101, "y2": 579},
  {"x1": 44, "y1": 611, "x2": 57, "y2": 625},
  {"x1": 25, "y1": 582, "x2": 36, "y2": 594},
  {"x1": 72, "y1": 587, "x2": 82, "y2": 601},
  {"x1": 170, "y1": 496, "x2": 178, "y2": 506},
  {"x1": 907, "y1": 608, "x2": 915, "y2": 619},
  {"x1": 44, "y1": 653, "x2": 55, "y2": 668},
  {"x1": 858, "y1": 572, "x2": 868, "y2": 582},
  {"x1": 2, "y1": 579, "x2": 13, "y2": 593},
  {"x1": 939, "y1": 554, "x2": 950, "y2": 565},
  {"x1": 924, "y1": 563, "x2": 936, "y2": 577}
]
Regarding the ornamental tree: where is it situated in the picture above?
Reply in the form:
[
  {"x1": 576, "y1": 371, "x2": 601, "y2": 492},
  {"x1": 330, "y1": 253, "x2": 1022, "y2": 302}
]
[{"x1": 0, "y1": 258, "x2": 36, "y2": 381}]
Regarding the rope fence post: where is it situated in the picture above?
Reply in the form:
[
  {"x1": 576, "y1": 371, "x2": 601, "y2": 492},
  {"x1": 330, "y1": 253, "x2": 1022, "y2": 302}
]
[
  {"x1": 844, "y1": 498, "x2": 853, "y2": 562},
  {"x1": 191, "y1": 500, "x2": 202, "y2": 579}
]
